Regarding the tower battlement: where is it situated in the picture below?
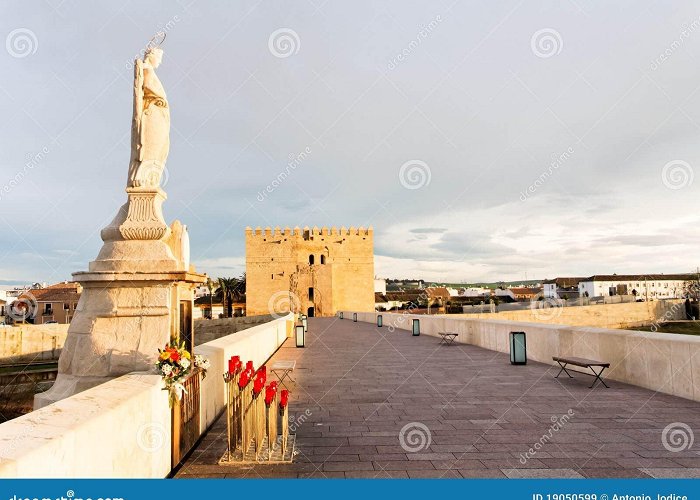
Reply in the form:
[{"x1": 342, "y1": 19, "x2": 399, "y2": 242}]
[
  {"x1": 245, "y1": 225, "x2": 375, "y2": 317},
  {"x1": 245, "y1": 226, "x2": 373, "y2": 237}
]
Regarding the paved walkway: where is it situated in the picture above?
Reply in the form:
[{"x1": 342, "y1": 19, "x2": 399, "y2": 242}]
[{"x1": 176, "y1": 317, "x2": 700, "y2": 479}]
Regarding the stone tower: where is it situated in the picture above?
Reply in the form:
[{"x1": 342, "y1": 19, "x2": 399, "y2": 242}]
[{"x1": 245, "y1": 226, "x2": 374, "y2": 317}]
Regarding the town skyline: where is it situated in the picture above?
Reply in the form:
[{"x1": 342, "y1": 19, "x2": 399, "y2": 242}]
[{"x1": 2, "y1": 1, "x2": 700, "y2": 287}]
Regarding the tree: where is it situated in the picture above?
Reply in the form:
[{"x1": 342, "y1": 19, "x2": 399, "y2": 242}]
[
  {"x1": 217, "y1": 274, "x2": 246, "y2": 318},
  {"x1": 206, "y1": 277, "x2": 217, "y2": 319},
  {"x1": 217, "y1": 277, "x2": 235, "y2": 318}
]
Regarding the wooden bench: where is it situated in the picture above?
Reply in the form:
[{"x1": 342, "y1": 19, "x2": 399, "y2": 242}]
[
  {"x1": 553, "y1": 356, "x2": 610, "y2": 388},
  {"x1": 438, "y1": 332, "x2": 458, "y2": 345}
]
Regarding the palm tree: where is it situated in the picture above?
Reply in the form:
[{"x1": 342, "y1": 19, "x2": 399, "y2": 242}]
[
  {"x1": 206, "y1": 277, "x2": 217, "y2": 319},
  {"x1": 219, "y1": 277, "x2": 241, "y2": 318}
]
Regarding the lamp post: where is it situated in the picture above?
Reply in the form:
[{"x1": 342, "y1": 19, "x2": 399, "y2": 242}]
[
  {"x1": 509, "y1": 331, "x2": 527, "y2": 365},
  {"x1": 412, "y1": 318, "x2": 420, "y2": 336},
  {"x1": 377, "y1": 314, "x2": 383, "y2": 327},
  {"x1": 301, "y1": 314, "x2": 308, "y2": 333},
  {"x1": 295, "y1": 324, "x2": 305, "y2": 347}
]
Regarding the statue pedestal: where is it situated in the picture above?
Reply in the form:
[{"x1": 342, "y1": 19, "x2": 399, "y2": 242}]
[{"x1": 34, "y1": 187, "x2": 206, "y2": 409}]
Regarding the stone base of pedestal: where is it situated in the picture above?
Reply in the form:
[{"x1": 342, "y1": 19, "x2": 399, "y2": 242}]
[{"x1": 34, "y1": 269, "x2": 205, "y2": 409}]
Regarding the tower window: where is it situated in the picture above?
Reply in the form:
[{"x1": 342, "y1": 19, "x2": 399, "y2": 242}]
[
  {"x1": 309, "y1": 254, "x2": 315, "y2": 265},
  {"x1": 308, "y1": 287, "x2": 314, "y2": 300},
  {"x1": 320, "y1": 255, "x2": 326, "y2": 264}
]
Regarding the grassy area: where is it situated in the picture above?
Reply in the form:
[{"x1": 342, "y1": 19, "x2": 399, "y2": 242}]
[{"x1": 628, "y1": 321, "x2": 700, "y2": 336}]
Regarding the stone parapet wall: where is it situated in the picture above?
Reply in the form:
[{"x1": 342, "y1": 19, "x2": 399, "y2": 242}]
[
  {"x1": 457, "y1": 299, "x2": 685, "y2": 329},
  {"x1": 0, "y1": 324, "x2": 69, "y2": 364},
  {"x1": 193, "y1": 314, "x2": 274, "y2": 344},
  {"x1": 0, "y1": 313, "x2": 293, "y2": 478},
  {"x1": 346, "y1": 311, "x2": 700, "y2": 402}
]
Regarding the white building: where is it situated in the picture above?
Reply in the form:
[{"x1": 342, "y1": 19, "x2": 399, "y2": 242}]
[
  {"x1": 495, "y1": 288, "x2": 515, "y2": 301},
  {"x1": 461, "y1": 287, "x2": 491, "y2": 298},
  {"x1": 374, "y1": 278, "x2": 386, "y2": 294},
  {"x1": 543, "y1": 277, "x2": 586, "y2": 299},
  {"x1": 578, "y1": 274, "x2": 692, "y2": 300}
]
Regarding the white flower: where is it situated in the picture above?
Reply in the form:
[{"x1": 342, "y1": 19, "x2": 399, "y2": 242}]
[
  {"x1": 161, "y1": 364, "x2": 173, "y2": 376},
  {"x1": 180, "y1": 358, "x2": 191, "y2": 370},
  {"x1": 195, "y1": 355, "x2": 210, "y2": 370}
]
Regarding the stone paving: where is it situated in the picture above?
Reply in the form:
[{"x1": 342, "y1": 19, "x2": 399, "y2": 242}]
[{"x1": 175, "y1": 317, "x2": 700, "y2": 479}]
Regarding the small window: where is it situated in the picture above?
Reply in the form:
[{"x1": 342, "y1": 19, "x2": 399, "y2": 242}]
[
  {"x1": 44, "y1": 304, "x2": 52, "y2": 314},
  {"x1": 63, "y1": 303, "x2": 69, "y2": 310},
  {"x1": 308, "y1": 287, "x2": 314, "y2": 300},
  {"x1": 271, "y1": 274, "x2": 274, "y2": 280},
  {"x1": 309, "y1": 255, "x2": 315, "y2": 265},
  {"x1": 320, "y1": 255, "x2": 326, "y2": 264}
]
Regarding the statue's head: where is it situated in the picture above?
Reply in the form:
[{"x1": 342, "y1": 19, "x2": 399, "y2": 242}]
[{"x1": 145, "y1": 48, "x2": 163, "y2": 68}]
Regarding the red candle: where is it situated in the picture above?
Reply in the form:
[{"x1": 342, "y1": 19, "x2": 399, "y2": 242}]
[
  {"x1": 264, "y1": 384, "x2": 277, "y2": 406},
  {"x1": 280, "y1": 389, "x2": 289, "y2": 408},
  {"x1": 253, "y1": 377, "x2": 264, "y2": 395},
  {"x1": 238, "y1": 370, "x2": 250, "y2": 389}
]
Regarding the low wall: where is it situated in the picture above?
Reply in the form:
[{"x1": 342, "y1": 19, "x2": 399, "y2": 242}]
[
  {"x1": 0, "y1": 313, "x2": 293, "y2": 478},
  {"x1": 346, "y1": 311, "x2": 700, "y2": 402},
  {"x1": 0, "y1": 324, "x2": 69, "y2": 364},
  {"x1": 193, "y1": 314, "x2": 274, "y2": 344},
  {"x1": 457, "y1": 299, "x2": 684, "y2": 329}
]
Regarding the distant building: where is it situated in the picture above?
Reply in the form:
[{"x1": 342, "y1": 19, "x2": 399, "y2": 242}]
[
  {"x1": 578, "y1": 274, "x2": 692, "y2": 300},
  {"x1": 461, "y1": 287, "x2": 491, "y2": 298},
  {"x1": 509, "y1": 287, "x2": 542, "y2": 301},
  {"x1": 246, "y1": 226, "x2": 374, "y2": 317},
  {"x1": 374, "y1": 278, "x2": 387, "y2": 294},
  {"x1": 193, "y1": 292, "x2": 245, "y2": 319},
  {"x1": 15, "y1": 282, "x2": 82, "y2": 324},
  {"x1": 424, "y1": 287, "x2": 450, "y2": 301},
  {"x1": 543, "y1": 277, "x2": 586, "y2": 299}
]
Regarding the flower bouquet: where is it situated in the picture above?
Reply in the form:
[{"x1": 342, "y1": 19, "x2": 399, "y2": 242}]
[{"x1": 156, "y1": 339, "x2": 209, "y2": 406}]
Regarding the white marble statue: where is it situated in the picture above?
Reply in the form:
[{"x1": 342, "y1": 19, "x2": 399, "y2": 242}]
[{"x1": 127, "y1": 34, "x2": 170, "y2": 188}]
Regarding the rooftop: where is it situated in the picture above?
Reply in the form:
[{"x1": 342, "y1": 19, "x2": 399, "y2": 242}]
[
  {"x1": 19, "y1": 282, "x2": 81, "y2": 303},
  {"x1": 177, "y1": 318, "x2": 700, "y2": 479}
]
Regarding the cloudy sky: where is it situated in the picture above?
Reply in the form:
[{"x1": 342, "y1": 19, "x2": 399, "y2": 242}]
[{"x1": 1, "y1": 0, "x2": 700, "y2": 284}]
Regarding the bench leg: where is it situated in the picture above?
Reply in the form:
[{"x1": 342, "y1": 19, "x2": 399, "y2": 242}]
[
  {"x1": 555, "y1": 361, "x2": 573, "y2": 379},
  {"x1": 588, "y1": 366, "x2": 609, "y2": 389}
]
